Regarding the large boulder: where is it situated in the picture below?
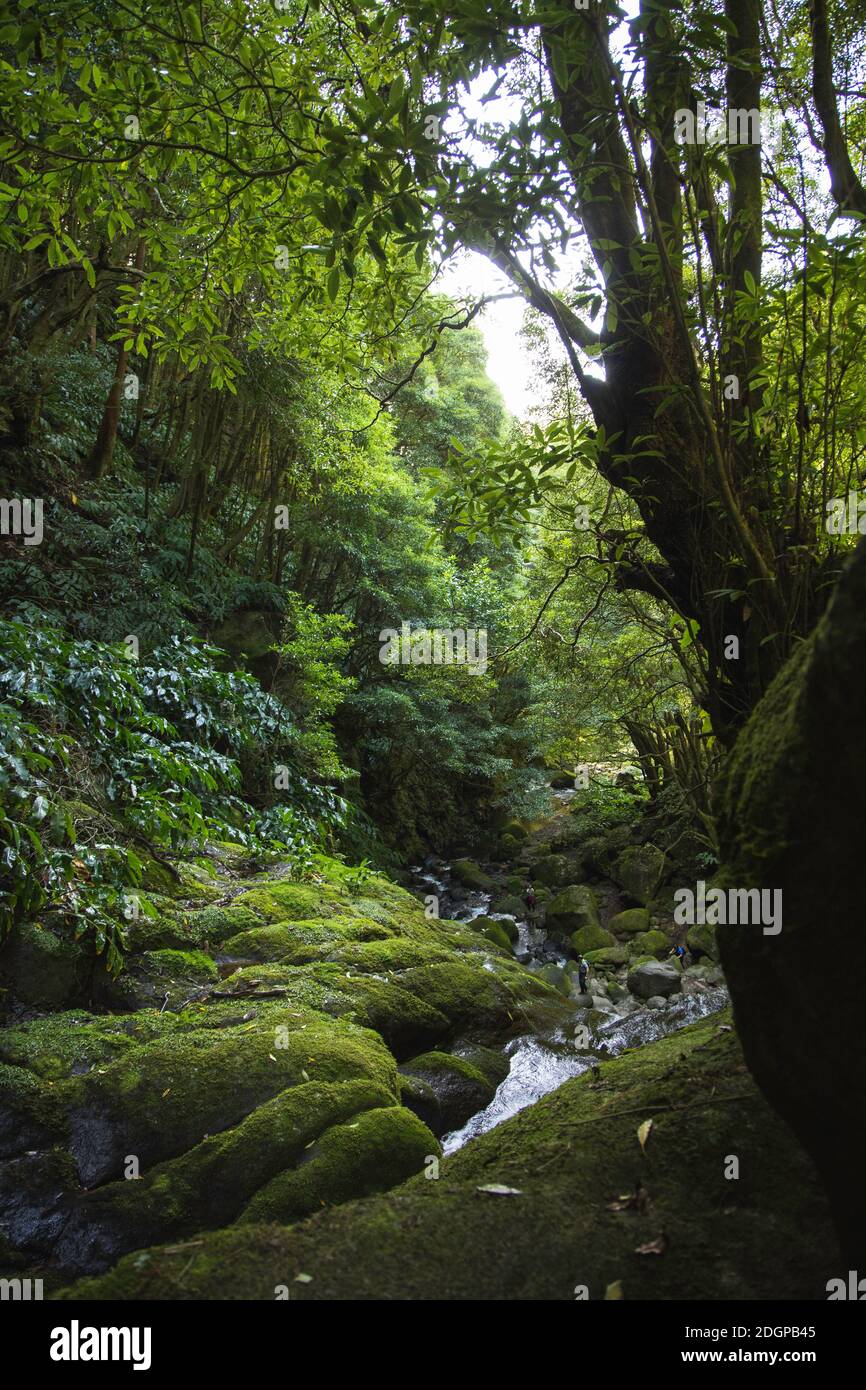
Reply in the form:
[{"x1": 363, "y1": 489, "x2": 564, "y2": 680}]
[
  {"x1": 451, "y1": 860, "x2": 494, "y2": 891},
  {"x1": 608, "y1": 907, "x2": 650, "y2": 936},
  {"x1": 398, "y1": 1051, "x2": 499, "y2": 1137},
  {"x1": 716, "y1": 538, "x2": 866, "y2": 1264},
  {"x1": 627, "y1": 929, "x2": 671, "y2": 960},
  {"x1": 627, "y1": 959, "x2": 682, "y2": 999},
  {"x1": 570, "y1": 923, "x2": 617, "y2": 955},
  {"x1": 613, "y1": 844, "x2": 666, "y2": 905},
  {"x1": 545, "y1": 884, "x2": 600, "y2": 936},
  {"x1": 530, "y1": 854, "x2": 577, "y2": 888},
  {"x1": 686, "y1": 922, "x2": 718, "y2": 961}
]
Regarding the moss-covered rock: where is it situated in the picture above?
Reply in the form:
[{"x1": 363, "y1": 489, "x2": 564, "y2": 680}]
[
  {"x1": 127, "y1": 903, "x2": 262, "y2": 952},
  {"x1": 613, "y1": 844, "x2": 666, "y2": 905},
  {"x1": 0, "y1": 922, "x2": 92, "y2": 1010},
  {"x1": 608, "y1": 907, "x2": 650, "y2": 936},
  {"x1": 545, "y1": 884, "x2": 600, "y2": 937},
  {"x1": 68, "y1": 1017, "x2": 398, "y2": 1187},
  {"x1": 569, "y1": 922, "x2": 617, "y2": 955},
  {"x1": 686, "y1": 922, "x2": 718, "y2": 960},
  {"x1": 59, "y1": 1012, "x2": 837, "y2": 1301},
  {"x1": 583, "y1": 945, "x2": 628, "y2": 969},
  {"x1": 53, "y1": 1078, "x2": 395, "y2": 1273},
  {"x1": 627, "y1": 959, "x2": 682, "y2": 999},
  {"x1": 627, "y1": 929, "x2": 671, "y2": 959},
  {"x1": 530, "y1": 854, "x2": 579, "y2": 888},
  {"x1": 468, "y1": 918, "x2": 514, "y2": 953},
  {"x1": 450, "y1": 860, "x2": 494, "y2": 891},
  {"x1": 237, "y1": 1104, "x2": 438, "y2": 1226},
  {"x1": 398, "y1": 1051, "x2": 497, "y2": 1136}
]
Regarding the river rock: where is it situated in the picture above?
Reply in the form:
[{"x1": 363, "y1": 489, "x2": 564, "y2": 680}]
[
  {"x1": 545, "y1": 884, "x2": 600, "y2": 936},
  {"x1": 627, "y1": 929, "x2": 671, "y2": 959},
  {"x1": 608, "y1": 907, "x2": 650, "y2": 936},
  {"x1": 686, "y1": 922, "x2": 718, "y2": 960},
  {"x1": 627, "y1": 959, "x2": 683, "y2": 999},
  {"x1": 451, "y1": 860, "x2": 494, "y2": 891},
  {"x1": 570, "y1": 922, "x2": 617, "y2": 955},
  {"x1": 531, "y1": 853, "x2": 579, "y2": 888},
  {"x1": 613, "y1": 844, "x2": 666, "y2": 905},
  {"x1": 646, "y1": 995, "x2": 668, "y2": 1010}
]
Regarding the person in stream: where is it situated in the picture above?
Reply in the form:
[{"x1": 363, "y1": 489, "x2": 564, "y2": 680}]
[
  {"x1": 670, "y1": 943, "x2": 687, "y2": 968},
  {"x1": 576, "y1": 954, "x2": 589, "y2": 994},
  {"x1": 524, "y1": 883, "x2": 537, "y2": 913}
]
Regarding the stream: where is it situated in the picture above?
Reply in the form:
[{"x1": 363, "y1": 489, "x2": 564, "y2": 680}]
[{"x1": 409, "y1": 855, "x2": 728, "y2": 1155}]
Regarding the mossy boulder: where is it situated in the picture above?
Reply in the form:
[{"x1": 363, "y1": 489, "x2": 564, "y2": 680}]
[
  {"x1": 498, "y1": 834, "x2": 522, "y2": 858},
  {"x1": 608, "y1": 907, "x2": 650, "y2": 937},
  {"x1": 398, "y1": 1051, "x2": 497, "y2": 1136},
  {"x1": 68, "y1": 1017, "x2": 398, "y2": 1187},
  {"x1": 569, "y1": 922, "x2": 617, "y2": 955},
  {"x1": 109, "y1": 949, "x2": 218, "y2": 1011},
  {"x1": 501, "y1": 820, "x2": 528, "y2": 842},
  {"x1": 60, "y1": 1012, "x2": 837, "y2": 1302},
  {"x1": 237, "y1": 1105, "x2": 438, "y2": 1227},
  {"x1": 545, "y1": 884, "x2": 600, "y2": 937},
  {"x1": 233, "y1": 881, "x2": 339, "y2": 923},
  {"x1": 129, "y1": 903, "x2": 262, "y2": 951},
  {"x1": 530, "y1": 854, "x2": 577, "y2": 888},
  {"x1": 628, "y1": 929, "x2": 671, "y2": 959},
  {"x1": 489, "y1": 894, "x2": 525, "y2": 918},
  {"x1": 613, "y1": 844, "x2": 666, "y2": 905},
  {"x1": 53, "y1": 1077, "x2": 396, "y2": 1274},
  {"x1": 0, "y1": 922, "x2": 92, "y2": 1010},
  {"x1": 505, "y1": 875, "x2": 524, "y2": 896},
  {"x1": 687, "y1": 922, "x2": 719, "y2": 960},
  {"x1": 450, "y1": 860, "x2": 494, "y2": 892},
  {"x1": 469, "y1": 918, "x2": 514, "y2": 953},
  {"x1": 583, "y1": 945, "x2": 628, "y2": 969}
]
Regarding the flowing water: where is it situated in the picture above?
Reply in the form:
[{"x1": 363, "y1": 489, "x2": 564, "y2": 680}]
[{"x1": 409, "y1": 856, "x2": 728, "y2": 1155}]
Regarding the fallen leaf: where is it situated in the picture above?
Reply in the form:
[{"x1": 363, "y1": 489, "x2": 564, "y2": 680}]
[
  {"x1": 637, "y1": 1119, "x2": 653, "y2": 1152},
  {"x1": 635, "y1": 1232, "x2": 668, "y2": 1256},
  {"x1": 604, "y1": 1280, "x2": 624, "y2": 1300},
  {"x1": 162, "y1": 1088, "x2": 171, "y2": 1098},
  {"x1": 476, "y1": 1183, "x2": 523, "y2": 1196},
  {"x1": 294, "y1": 1272, "x2": 313, "y2": 1283}
]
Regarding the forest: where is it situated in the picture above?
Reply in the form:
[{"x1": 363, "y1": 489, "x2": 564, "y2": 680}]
[{"x1": 0, "y1": 0, "x2": 864, "y2": 1334}]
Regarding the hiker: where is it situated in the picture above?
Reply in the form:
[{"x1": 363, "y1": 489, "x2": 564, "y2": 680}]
[
  {"x1": 671, "y1": 943, "x2": 687, "y2": 967},
  {"x1": 576, "y1": 954, "x2": 589, "y2": 994},
  {"x1": 524, "y1": 883, "x2": 537, "y2": 912}
]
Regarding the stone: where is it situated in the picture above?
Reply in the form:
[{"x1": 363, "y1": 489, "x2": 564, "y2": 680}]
[
  {"x1": 613, "y1": 844, "x2": 666, "y2": 905},
  {"x1": 608, "y1": 907, "x2": 650, "y2": 936},
  {"x1": 545, "y1": 884, "x2": 600, "y2": 936},
  {"x1": 627, "y1": 959, "x2": 683, "y2": 1000}
]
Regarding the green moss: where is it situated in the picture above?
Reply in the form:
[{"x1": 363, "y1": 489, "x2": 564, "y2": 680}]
[
  {"x1": 545, "y1": 884, "x2": 600, "y2": 937},
  {"x1": 53, "y1": 1078, "x2": 395, "y2": 1265},
  {"x1": 569, "y1": 922, "x2": 617, "y2": 955},
  {"x1": 57, "y1": 1009, "x2": 838, "y2": 1302},
  {"x1": 0, "y1": 1061, "x2": 68, "y2": 1154},
  {"x1": 0, "y1": 921, "x2": 90, "y2": 1010},
  {"x1": 233, "y1": 883, "x2": 339, "y2": 923},
  {"x1": 127, "y1": 903, "x2": 261, "y2": 952},
  {"x1": 686, "y1": 922, "x2": 718, "y2": 960},
  {"x1": 628, "y1": 929, "x2": 671, "y2": 959},
  {"x1": 450, "y1": 860, "x2": 494, "y2": 891},
  {"x1": 583, "y1": 945, "x2": 628, "y2": 969},
  {"x1": 237, "y1": 1104, "x2": 438, "y2": 1226},
  {"x1": 608, "y1": 907, "x2": 651, "y2": 936},
  {"x1": 68, "y1": 1016, "x2": 397, "y2": 1186}
]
